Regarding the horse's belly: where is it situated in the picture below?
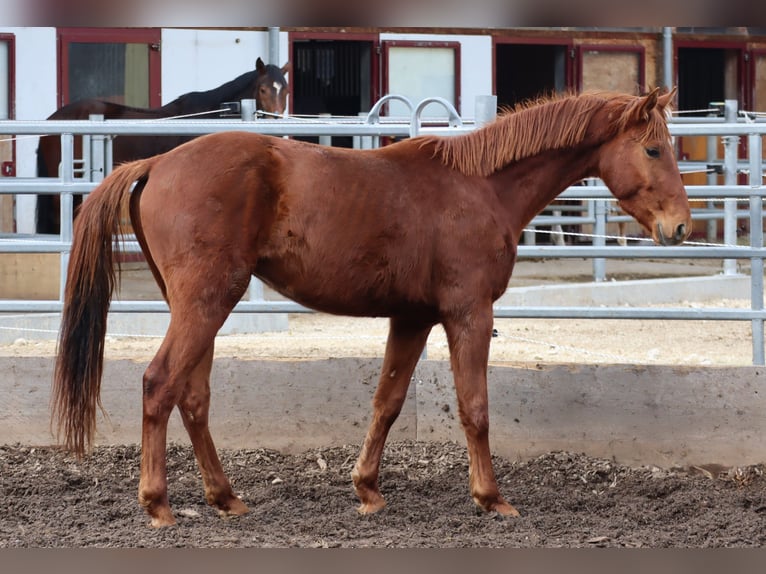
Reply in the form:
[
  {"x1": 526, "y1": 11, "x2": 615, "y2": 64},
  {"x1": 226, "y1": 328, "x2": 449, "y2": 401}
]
[{"x1": 255, "y1": 262, "x2": 430, "y2": 318}]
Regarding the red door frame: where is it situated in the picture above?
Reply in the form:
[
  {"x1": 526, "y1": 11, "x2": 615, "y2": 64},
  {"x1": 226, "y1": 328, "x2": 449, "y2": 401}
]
[
  {"x1": 0, "y1": 33, "x2": 15, "y2": 177},
  {"x1": 674, "y1": 39, "x2": 749, "y2": 111},
  {"x1": 492, "y1": 35, "x2": 576, "y2": 96},
  {"x1": 288, "y1": 30, "x2": 381, "y2": 115},
  {"x1": 57, "y1": 27, "x2": 162, "y2": 108}
]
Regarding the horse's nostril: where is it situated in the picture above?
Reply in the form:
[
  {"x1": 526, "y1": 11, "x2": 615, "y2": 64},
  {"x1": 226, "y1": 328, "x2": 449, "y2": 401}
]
[{"x1": 675, "y1": 223, "x2": 687, "y2": 241}]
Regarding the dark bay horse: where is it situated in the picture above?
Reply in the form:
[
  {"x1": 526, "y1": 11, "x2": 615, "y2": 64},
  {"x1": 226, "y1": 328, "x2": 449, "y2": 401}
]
[
  {"x1": 53, "y1": 88, "x2": 690, "y2": 527},
  {"x1": 36, "y1": 57, "x2": 289, "y2": 234}
]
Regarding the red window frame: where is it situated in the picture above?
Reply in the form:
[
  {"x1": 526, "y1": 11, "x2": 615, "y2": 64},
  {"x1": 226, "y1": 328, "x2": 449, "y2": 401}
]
[
  {"x1": 57, "y1": 27, "x2": 161, "y2": 108},
  {"x1": 748, "y1": 47, "x2": 766, "y2": 114},
  {"x1": 382, "y1": 40, "x2": 461, "y2": 115},
  {"x1": 576, "y1": 44, "x2": 646, "y2": 94}
]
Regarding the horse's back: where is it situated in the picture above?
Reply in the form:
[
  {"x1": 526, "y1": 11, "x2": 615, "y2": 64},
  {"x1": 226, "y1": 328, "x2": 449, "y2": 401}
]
[
  {"x1": 47, "y1": 99, "x2": 163, "y2": 120},
  {"x1": 134, "y1": 131, "x2": 511, "y2": 317}
]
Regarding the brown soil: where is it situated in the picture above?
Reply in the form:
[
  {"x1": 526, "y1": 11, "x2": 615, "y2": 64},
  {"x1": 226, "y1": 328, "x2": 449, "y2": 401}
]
[{"x1": 2, "y1": 440, "x2": 766, "y2": 548}]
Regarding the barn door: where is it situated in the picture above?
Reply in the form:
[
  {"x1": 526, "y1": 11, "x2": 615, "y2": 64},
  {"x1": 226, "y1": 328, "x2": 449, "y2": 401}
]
[
  {"x1": 290, "y1": 35, "x2": 378, "y2": 148},
  {"x1": 0, "y1": 34, "x2": 14, "y2": 233},
  {"x1": 494, "y1": 39, "x2": 573, "y2": 109}
]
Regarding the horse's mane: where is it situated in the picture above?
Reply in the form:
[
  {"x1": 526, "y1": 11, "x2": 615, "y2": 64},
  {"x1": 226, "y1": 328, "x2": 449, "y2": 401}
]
[
  {"x1": 167, "y1": 69, "x2": 261, "y2": 107},
  {"x1": 425, "y1": 91, "x2": 671, "y2": 177},
  {"x1": 167, "y1": 65, "x2": 287, "y2": 108}
]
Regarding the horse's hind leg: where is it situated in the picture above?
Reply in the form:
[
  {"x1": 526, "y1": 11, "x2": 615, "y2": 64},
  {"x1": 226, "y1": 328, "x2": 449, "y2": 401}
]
[
  {"x1": 352, "y1": 316, "x2": 432, "y2": 514},
  {"x1": 178, "y1": 344, "x2": 249, "y2": 518},
  {"x1": 138, "y1": 292, "x2": 244, "y2": 527},
  {"x1": 442, "y1": 303, "x2": 520, "y2": 517}
]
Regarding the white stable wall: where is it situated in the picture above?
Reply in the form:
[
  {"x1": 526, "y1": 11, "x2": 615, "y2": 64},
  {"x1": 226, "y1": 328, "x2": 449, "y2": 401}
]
[{"x1": 4, "y1": 28, "x2": 483, "y2": 233}]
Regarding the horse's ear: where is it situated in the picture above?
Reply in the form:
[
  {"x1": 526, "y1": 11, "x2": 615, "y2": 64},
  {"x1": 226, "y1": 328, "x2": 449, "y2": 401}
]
[
  {"x1": 634, "y1": 87, "x2": 660, "y2": 122},
  {"x1": 256, "y1": 57, "x2": 266, "y2": 72},
  {"x1": 657, "y1": 86, "x2": 677, "y2": 111},
  {"x1": 281, "y1": 62, "x2": 291, "y2": 77}
]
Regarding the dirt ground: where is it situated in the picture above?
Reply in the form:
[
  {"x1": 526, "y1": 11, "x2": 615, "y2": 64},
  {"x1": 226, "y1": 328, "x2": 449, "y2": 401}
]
[
  {"x1": 2, "y1": 440, "x2": 766, "y2": 548},
  {"x1": 2, "y1": 260, "x2": 765, "y2": 547}
]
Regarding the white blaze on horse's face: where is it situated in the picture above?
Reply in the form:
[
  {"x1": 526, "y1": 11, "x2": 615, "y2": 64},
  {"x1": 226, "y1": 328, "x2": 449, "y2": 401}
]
[{"x1": 273, "y1": 81, "x2": 287, "y2": 116}]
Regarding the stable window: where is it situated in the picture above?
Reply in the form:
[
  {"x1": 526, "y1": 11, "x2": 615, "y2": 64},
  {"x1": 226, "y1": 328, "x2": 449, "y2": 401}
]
[
  {"x1": 577, "y1": 45, "x2": 645, "y2": 94},
  {"x1": 383, "y1": 41, "x2": 460, "y2": 117},
  {"x1": 58, "y1": 28, "x2": 161, "y2": 108},
  {"x1": 751, "y1": 49, "x2": 766, "y2": 114}
]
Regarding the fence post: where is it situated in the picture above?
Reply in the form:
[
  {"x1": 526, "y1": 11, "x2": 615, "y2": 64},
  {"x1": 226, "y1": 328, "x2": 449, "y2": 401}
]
[
  {"x1": 749, "y1": 133, "x2": 764, "y2": 365},
  {"x1": 240, "y1": 99, "x2": 256, "y2": 121},
  {"x1": 474, "y1": 95, "x2": 497, "y2": 127},
  {"x1": 88, "y1": 114, "x2": 105, "y2": 183},
  {"x1": 722, "y1": 100, "x2": 739, "y2": 275},
  {"x1": 59, "y1": 133, "x2": 74, "y2": 302},
  {"x1": 319, "y1": 114, "x2": 332, "y2": 146},
  {"x1": 592, "y1": 178, "x2": 607, "y2": 282},
  {"x1": 705, "y1": 120, "x2": 718, "y2": 243}
]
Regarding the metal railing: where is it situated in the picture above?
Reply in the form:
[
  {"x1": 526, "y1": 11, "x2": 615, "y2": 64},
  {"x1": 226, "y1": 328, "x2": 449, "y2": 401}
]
[{"x1": 0, "y1": 96, "x2": 765, "y2": 363}]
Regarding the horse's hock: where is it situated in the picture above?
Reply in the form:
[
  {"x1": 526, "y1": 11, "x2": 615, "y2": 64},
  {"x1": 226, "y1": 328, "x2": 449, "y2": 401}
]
[{"x1": 3, "y1": 356, "x2": 763, "y2": 469}]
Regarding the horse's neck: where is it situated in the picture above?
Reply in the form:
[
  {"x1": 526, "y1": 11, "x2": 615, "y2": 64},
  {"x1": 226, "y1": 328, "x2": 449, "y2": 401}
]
[
  {"x1": 159, "y1": 75, "x2": 254, "y2": 115},
  {"x1": 491, "y1": 146, "x2": 599, "y2": 237}
]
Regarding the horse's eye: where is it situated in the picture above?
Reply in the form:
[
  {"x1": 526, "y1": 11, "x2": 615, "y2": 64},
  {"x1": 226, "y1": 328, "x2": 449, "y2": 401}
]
[{"x1": 645, "y1": 147, "x2": 660, "y2": 159}]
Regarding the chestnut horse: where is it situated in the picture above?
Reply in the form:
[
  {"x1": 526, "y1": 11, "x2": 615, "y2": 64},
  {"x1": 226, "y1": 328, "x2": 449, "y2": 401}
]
[
  {"x1": 36, "y1": 57, "x2": 289, "y2": 234},
  {"x1": 53, "y1": 88, "x2": 690, "y2": 527}
]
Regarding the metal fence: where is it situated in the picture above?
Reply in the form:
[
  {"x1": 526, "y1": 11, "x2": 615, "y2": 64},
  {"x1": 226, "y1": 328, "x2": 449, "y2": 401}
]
[{"x1": 1, "y1": 96, "x2": 765, "y2": 363}]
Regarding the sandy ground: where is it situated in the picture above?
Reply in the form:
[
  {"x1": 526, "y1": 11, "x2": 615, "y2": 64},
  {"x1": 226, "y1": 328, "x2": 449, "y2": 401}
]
[{"x1": 0, "y1": 300, "x2": 757, "y2": 366}]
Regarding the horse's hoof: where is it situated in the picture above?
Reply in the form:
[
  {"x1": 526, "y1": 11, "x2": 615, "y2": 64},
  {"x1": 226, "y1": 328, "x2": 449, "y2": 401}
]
[
  {"x1": 357, "y1": 499, "x2": 386, "y2": 515},
  {"x1": 148, "y1": 512, "x2": 177, "y2": 528},
  {"x1": 473, "y1": 494, "x2": 521, "y2": 518},
  {"x1": 218, "y1": 497, "x2": 250, "y2": 518},
  {"x1": 493, "y1": 501, "x2": 521, "y2": 517}
]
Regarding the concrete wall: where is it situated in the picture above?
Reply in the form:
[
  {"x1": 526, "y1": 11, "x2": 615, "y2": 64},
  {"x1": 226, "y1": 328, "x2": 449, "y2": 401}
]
[{"x1": 3, "y1": 356, "x2": 764, "y2": 468}]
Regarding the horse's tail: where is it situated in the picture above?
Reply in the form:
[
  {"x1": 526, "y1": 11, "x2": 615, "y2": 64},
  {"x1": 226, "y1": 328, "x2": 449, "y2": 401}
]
[{"x1": 52, "y1": 158, "x2": 156, "y2": 457}]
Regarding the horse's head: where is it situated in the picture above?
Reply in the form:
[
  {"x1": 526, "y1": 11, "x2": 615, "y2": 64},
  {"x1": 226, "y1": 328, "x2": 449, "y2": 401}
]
[
  {"x1": 254, "y1": 57, "x2": 290, "y2": 118},
  {"x1": 597, "y1": 87, "x2": 691, "y2": 246}
]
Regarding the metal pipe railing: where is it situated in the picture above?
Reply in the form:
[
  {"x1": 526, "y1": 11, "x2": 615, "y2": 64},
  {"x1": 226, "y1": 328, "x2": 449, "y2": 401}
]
[{"x1": 0, "y1": 97, "x2": 764, "y2": 363}]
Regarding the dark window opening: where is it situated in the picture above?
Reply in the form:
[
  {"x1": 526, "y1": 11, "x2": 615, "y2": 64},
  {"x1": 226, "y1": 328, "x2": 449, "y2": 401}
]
[
  {"x1": 495, "y1": 43, "x2": 568, "y2": 109},
  {"x1": 292, "y1": 39, "x2": 373, "y2": 148}
]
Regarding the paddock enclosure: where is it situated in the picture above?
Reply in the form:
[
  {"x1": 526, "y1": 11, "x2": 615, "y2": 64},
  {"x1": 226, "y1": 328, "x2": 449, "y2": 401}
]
[{"x1": 2, "y1": 27, "x2": 766, "y2": 546}]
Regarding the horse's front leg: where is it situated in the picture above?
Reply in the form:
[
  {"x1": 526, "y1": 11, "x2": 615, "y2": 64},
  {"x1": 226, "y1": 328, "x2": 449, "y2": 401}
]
[
  {"x1": 352, "y1": 316, "x2": 433, "y2": 514},
  {"x1": 442, "y1": 304, "x2": 520, "y2": 517}
]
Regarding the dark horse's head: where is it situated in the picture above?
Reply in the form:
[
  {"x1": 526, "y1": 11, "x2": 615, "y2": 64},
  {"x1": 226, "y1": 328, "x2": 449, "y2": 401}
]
[{"x1": 254, "y1": 57, "x2": 290, "y2": 117}]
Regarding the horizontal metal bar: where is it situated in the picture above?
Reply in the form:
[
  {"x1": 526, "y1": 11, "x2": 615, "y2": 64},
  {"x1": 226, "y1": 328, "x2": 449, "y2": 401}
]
[
  {"x1": 1, "y1": 119, "x2": 765, "y2": 140},
  {"x1": 0, "y1": 119, "x2": 474, "y2": 138},
  {"x1": 0, "y1": 300, "x2": 313, "y2": 313},
  {"x1": 0, "y1": 179, "x2": 95, "y2": 194},
  {"x1": 2, "y1": 300, "x2": 761, "y2": 321},
  {"x1": 493, "y1": 306, "x2": 766, "y2": 320},
  {"x1": 516, "y1": 245, "x2": 762, "y2": 258}
]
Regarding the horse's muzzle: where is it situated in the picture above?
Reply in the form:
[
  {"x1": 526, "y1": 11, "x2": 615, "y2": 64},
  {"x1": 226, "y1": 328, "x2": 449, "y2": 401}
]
[{"x1": 657, "y1": 222, "x2": 689, "y2": 246}]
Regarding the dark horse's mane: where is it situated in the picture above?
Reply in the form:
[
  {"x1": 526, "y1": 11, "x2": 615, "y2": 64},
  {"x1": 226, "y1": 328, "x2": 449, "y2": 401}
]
[
  {"x1": 424, "y1": 91, "x2": 673, "y2": 178},
  {"x1": 166, "y1": 66, "x2": 284, "y2": 110}
]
